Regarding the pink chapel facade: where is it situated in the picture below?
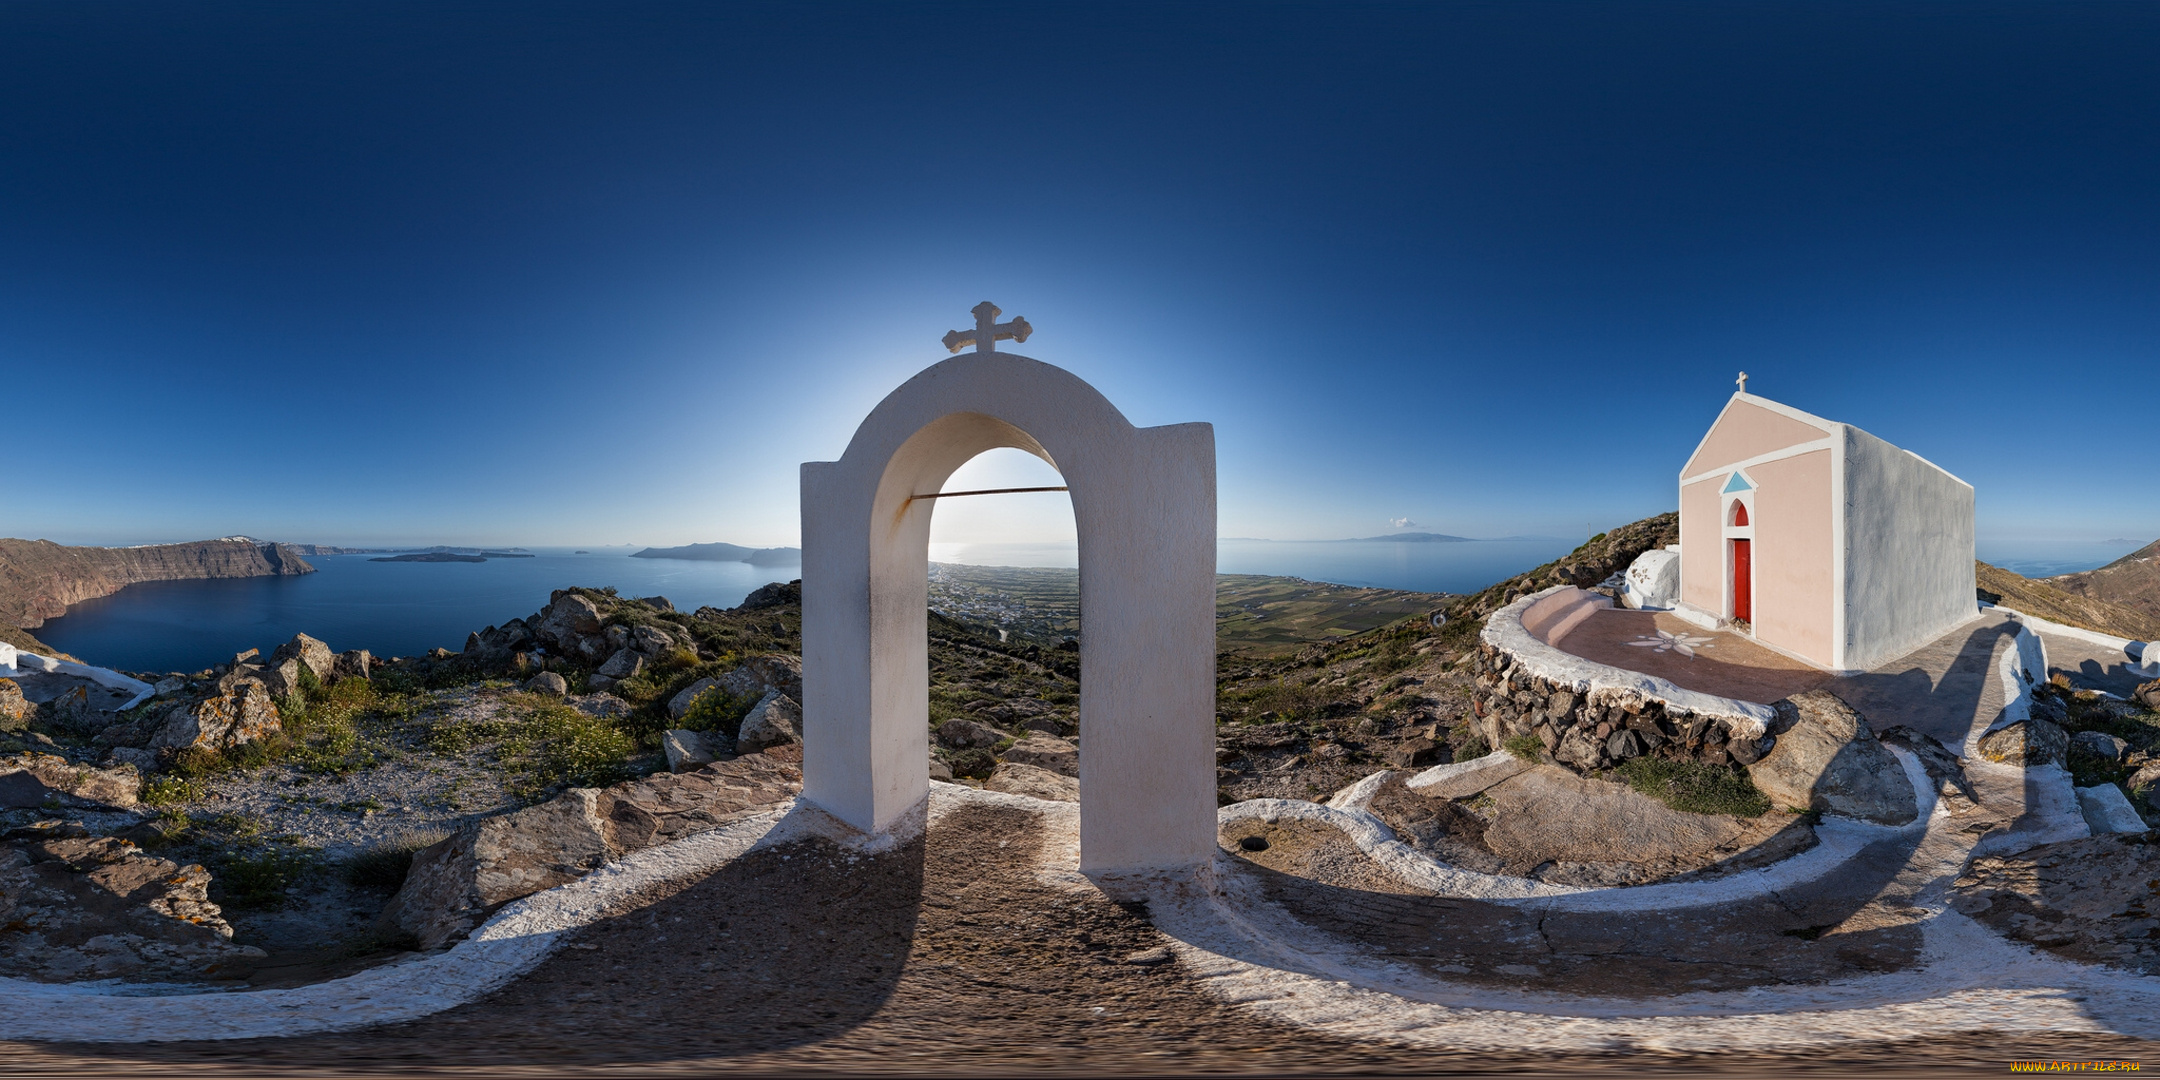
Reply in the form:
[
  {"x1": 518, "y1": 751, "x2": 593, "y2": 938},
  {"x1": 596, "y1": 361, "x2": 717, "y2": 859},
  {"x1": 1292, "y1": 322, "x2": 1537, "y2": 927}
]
[{"x1": 1674, "y1": 390, "x2": 1976, "y2": 675}]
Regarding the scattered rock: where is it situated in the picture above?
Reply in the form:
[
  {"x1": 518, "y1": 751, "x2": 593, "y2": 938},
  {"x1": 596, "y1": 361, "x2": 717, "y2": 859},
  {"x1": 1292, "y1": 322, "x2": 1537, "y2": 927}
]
[
  {"x1": 1404, "y1": 750, "x2": 1530, "y2": 800},
  {"x1": 928, "y1": 758, "x2": 953, "y2": 782},
  {"x1": 984, "y1": 761, "x2": 1080, "y2": 802},
  {"x1": 0, "y1": 679, "x2": 26, "y2": 731},
  {"x1": 2077, "y1": 784, "x2": 2147, "y2": 834},
  {"x1": 937, "y1": 717, "x2": 1009, "y2": 750},
  {"x1": 261, "y1": 657, "x2": 306, "y2": 700},
  {"x1": 0, "y1": 835, "x2": 264, "y2": 983},
  {"x1": 103, "y1": 747, "x2": 158, "y2": 772},
  {"x1": 525, "y1": 671, "x2": 569, "y2": 697},
  {"x1": 269, "y1": 633, "x2": 337, "y2": 683},
  {"x1": 335, "y1": 649, "x2": 372, "y2": 681},
  {"x1": 736, "y1": 691, "x2": 802, "y2": 753},
  {"x1": 2136, "y1": 679, "x2": 2160, "y2": 712},
  {"x1": 1977, "y1": 716, "x2": 2069, "y2": 766},
  {"x1": 0, "y1": 752, "x2": 142, "y2": 809},
  {"x1": 631, "y1": 625, "x2": 678, "y2": 655},
  {"x1": 662, "y1": 729, "x2": 722, "y2": 773},
  {"x1": 667, "y1": 677, "x2": 722, "y2": 719},
  {"x1": 1387, "y1": 737, "x2": 1442, "y2": 769},
  {"x1": 568, "y1": 692, "x2": 633, "y2": 720},
  {"x1": 2071, "y1": 730, "x2": 2130, "y2": 763},
  {"x1": 149, "y1": 676, "x2": 187, "y2": 698},
  {"x1": 536, "y1": 593, "x2": 605, "y2": 649},
  {"x1": 595, "y1": 649, "x2": 645, "y2": 681},
  {"x1": 148, "y1": 676, "x2": 281, "y2": 754},
  {"x1": 998, "y1": 734, "x2": 1078, "y2": 777},
  {"x1": 718, "y1": 654, "x2": 803, "y2": 705},
  {"x1": 1123, "y1": 947, "x2": 1172, "y2": 965},
  {"x1": 1746, "y1": 690, "x2": 1917, "y2": 825}
]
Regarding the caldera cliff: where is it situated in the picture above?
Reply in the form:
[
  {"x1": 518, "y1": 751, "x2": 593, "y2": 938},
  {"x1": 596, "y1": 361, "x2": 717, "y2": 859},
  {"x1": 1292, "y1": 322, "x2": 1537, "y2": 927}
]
[{"x1": 0, "y1": 538, "x2": 315, "y2": 630}]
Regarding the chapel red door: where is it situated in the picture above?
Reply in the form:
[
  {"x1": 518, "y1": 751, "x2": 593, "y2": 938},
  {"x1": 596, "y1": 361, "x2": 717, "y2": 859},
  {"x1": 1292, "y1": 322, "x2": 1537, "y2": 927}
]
[{"x1": 1732, "y1": 539, "x2": 1752, "y2": 622}]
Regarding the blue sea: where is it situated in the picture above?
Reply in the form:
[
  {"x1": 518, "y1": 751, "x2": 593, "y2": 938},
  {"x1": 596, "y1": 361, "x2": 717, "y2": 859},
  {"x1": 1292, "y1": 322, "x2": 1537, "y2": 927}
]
[{"x1": 34, "y1": 535, "x2": 2139, "y2": 674}]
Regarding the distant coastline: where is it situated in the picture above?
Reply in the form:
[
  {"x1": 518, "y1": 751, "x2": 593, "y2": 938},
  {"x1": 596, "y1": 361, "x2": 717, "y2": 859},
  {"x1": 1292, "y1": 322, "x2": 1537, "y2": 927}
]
[
  {"x1": 631, "y1": 542, "x2": 802, "y2": 566},
  {"x1": 369, "y1": 551, "x2": 535, "y2": 563}
]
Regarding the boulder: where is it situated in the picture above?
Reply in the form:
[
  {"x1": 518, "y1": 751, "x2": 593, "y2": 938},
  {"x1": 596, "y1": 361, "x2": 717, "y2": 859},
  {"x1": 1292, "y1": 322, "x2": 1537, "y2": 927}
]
[
  {"x1": 335, "y1": 650, "x2": 372, "y2": 681},
  {"x1": 1405, "y1": 750, "x2": 1532, "y2": 800},
  {"x1": 150, "y1": 676, "x2": 188, "y2": 698},
  {"x1": 2128, "y1": 761, "x2": 2160, "y2": 801},
  {"x1": 936, "y1": 717, "x2": 1008, "y2": 750},
  {"x1": 999, "y1": 734, "x2": 1078, "y2": 777},
  {"x1": 525, "y1": 671, "x2": 569, "y2": 697},
  {"x1": 667, "y1": 677, "x2": 722, "y2": 719},
  {"x1": 2133, "y1": 678, "x2": 2160, "y2": 711},
  {"x1": 718, "y1": 654, "x2": 803, "y2": 705},
  {"x1": 0, "y1": 752, "x2": 143, "y2": 809},
  {"x1": 536, "y1": 593, "x2": 605, "y2": 649},
  {"x1": 2071, "y1": 730, "x2": 2129, "y2": 762},
  {"x1": 46, "y1": 686, "x2": 102, "y2": 733},
  {"x1": 636, "y1": 595, "x2": 674, "y2": 612},
  {"x1": 736, "y1": 691, "x2": 802, "y2": 753},
  {"x1": 631, "y1": 625, "x2": 678, "y2": 655},
  {"x1": 595, "y1": 649, "x2": 645, "y2": 681},
  {"x1": 568, "y1": 692, "x2": 633, "y2": 720},
  {"x1": 662, "y1": 729, "x2": 722, "y2": 773},
  {"x1": 1746, "y1": 690, "x2": 1916, "y2": 825},
  {"x1": 261, "y1": 658, "x2": 306, "y2": 701},
  {"x1": 379, "y1": 789, "x2": 615, "y2": 950},
  {"x1": 149, "y1": 678, "x2": 282, "y2": 753},
  {"x1": 381, "y1": 755, "x2": 800, "y2": 949},
  {"x1": 0, "y1": 679, "x2": 27, "y2": 731},
  {"x1": 2077, "y1": 784, "x2": 2147, "y2": 834},
  {"x1": 1387, "y1": 737, "x2": 1443, "y2": 769},
  {"x1": 586, "y1": 674, "x2": 618, "y2": 693},
  {"x1": 984, "y1": 761, "x2": 1080, "y2": 802},
  {"x1": 1977, "y1": 717, "x2": 2070, "y2": 766},
  {"x1": 269, "y1": 633, "x2": 337, "y2": 684}
]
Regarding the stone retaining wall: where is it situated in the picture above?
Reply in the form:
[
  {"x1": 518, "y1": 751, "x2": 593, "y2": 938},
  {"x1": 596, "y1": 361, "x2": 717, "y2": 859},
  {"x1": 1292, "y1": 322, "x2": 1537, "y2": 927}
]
[{"x1": 1469, "y1": 587, "x2": 1779, "y2": 775}]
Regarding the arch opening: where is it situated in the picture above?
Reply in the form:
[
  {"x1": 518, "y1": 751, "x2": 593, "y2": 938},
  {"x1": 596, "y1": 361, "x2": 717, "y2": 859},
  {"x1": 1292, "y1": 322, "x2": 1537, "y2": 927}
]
[{"x1": 800, "y1": 352, "x2": 1217, "y2": 875}]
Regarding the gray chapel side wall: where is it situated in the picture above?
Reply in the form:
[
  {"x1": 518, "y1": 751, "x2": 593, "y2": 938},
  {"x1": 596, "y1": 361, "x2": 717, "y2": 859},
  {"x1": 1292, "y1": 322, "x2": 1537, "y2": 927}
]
[{"x1": 1840, "y1": 425, "x2": 1976, "y2": 672}]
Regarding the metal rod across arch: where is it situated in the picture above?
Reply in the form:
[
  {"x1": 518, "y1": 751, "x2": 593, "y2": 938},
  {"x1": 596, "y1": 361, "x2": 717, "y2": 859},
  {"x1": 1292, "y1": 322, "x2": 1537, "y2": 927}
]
[{"x1": 907, "y1": 486, "x2": 1069, "y2": 501}]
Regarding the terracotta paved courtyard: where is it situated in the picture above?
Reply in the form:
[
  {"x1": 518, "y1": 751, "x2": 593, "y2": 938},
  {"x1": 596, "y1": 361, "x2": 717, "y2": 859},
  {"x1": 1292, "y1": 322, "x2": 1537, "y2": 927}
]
[{"x1": 1548, "y1": 609, "x2": 1836, "y2": 704}]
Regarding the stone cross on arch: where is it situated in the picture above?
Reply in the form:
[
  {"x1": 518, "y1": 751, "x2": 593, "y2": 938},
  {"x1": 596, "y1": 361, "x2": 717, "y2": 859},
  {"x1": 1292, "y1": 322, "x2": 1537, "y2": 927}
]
[{"x1": 941, "y1": 301, "x2": 1033, "y2": 354}]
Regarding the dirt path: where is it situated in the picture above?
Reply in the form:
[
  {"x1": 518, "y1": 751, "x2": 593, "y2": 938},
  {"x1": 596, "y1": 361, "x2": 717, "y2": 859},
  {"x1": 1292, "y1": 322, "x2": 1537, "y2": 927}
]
[{"x1": 1, "y1": 801, "x2": 2152, "y2": 1076}]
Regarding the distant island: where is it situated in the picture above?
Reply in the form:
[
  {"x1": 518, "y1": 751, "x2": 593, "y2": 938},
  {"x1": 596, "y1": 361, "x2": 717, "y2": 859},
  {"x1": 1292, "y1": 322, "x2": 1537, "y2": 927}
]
[
  {"x1": 631, "y1": 542, "x2": 802, "y2": 566},
  {"x1": 370, "y1": 551, "x2": 536, "y2": 563},
  {"x1": 1347, "y1": 532, "x2": 1472, "y2": 543}
]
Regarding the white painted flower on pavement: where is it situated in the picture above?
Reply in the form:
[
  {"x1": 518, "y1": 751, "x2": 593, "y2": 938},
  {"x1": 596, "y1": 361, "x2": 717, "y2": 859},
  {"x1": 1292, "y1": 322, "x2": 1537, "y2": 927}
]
[{"x1": 1625, "y1": 629, "x2": 1716, "y2": 659}]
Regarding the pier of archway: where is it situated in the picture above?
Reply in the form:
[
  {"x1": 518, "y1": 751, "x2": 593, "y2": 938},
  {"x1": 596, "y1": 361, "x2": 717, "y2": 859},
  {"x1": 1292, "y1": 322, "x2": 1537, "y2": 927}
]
[{"x1": 799, "y1": 342, "x2": 1218, "y2": 875}]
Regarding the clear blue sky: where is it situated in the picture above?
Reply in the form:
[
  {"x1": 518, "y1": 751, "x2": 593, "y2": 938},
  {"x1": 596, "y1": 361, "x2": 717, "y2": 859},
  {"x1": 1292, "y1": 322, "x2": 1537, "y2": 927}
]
[{"x1": 3, "y1": 2, "x2": 2154, "y2": 552}]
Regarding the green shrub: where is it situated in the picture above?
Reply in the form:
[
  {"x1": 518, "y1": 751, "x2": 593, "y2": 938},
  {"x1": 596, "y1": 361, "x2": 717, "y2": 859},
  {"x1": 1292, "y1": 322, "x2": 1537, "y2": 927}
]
[
  {"x1": 496, "y1": 702, "x2": 639, "y2": 797},
  {"x1": 1503, "y1": 734, "x2": 1543, "y2": 762},
  {"x1": 1616, "y1": 757, "x2": 1772, "y2": 817},
  {"x1": 676, "y1": 684, "x2": 758, "y2": 738}
]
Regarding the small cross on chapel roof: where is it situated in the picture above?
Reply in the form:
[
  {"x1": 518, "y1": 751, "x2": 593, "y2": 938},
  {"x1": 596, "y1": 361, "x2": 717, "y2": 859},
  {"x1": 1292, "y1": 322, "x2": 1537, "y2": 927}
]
[{"x1": 942, "y1": 301, "x2": 1032, "y2": 354}]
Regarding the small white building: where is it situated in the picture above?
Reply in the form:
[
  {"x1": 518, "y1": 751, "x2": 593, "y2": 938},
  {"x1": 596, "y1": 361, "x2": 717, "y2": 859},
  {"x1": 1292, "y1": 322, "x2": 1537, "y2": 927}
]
[{"x1": 1676, "y1": 385, "x2": 1976, "y2": 674}]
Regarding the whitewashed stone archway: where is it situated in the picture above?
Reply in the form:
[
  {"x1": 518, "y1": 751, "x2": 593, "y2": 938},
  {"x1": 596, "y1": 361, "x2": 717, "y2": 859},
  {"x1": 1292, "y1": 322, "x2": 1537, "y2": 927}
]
[{"x1": 799, "y1": 307, "x2": 1217, "y2": 874}]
